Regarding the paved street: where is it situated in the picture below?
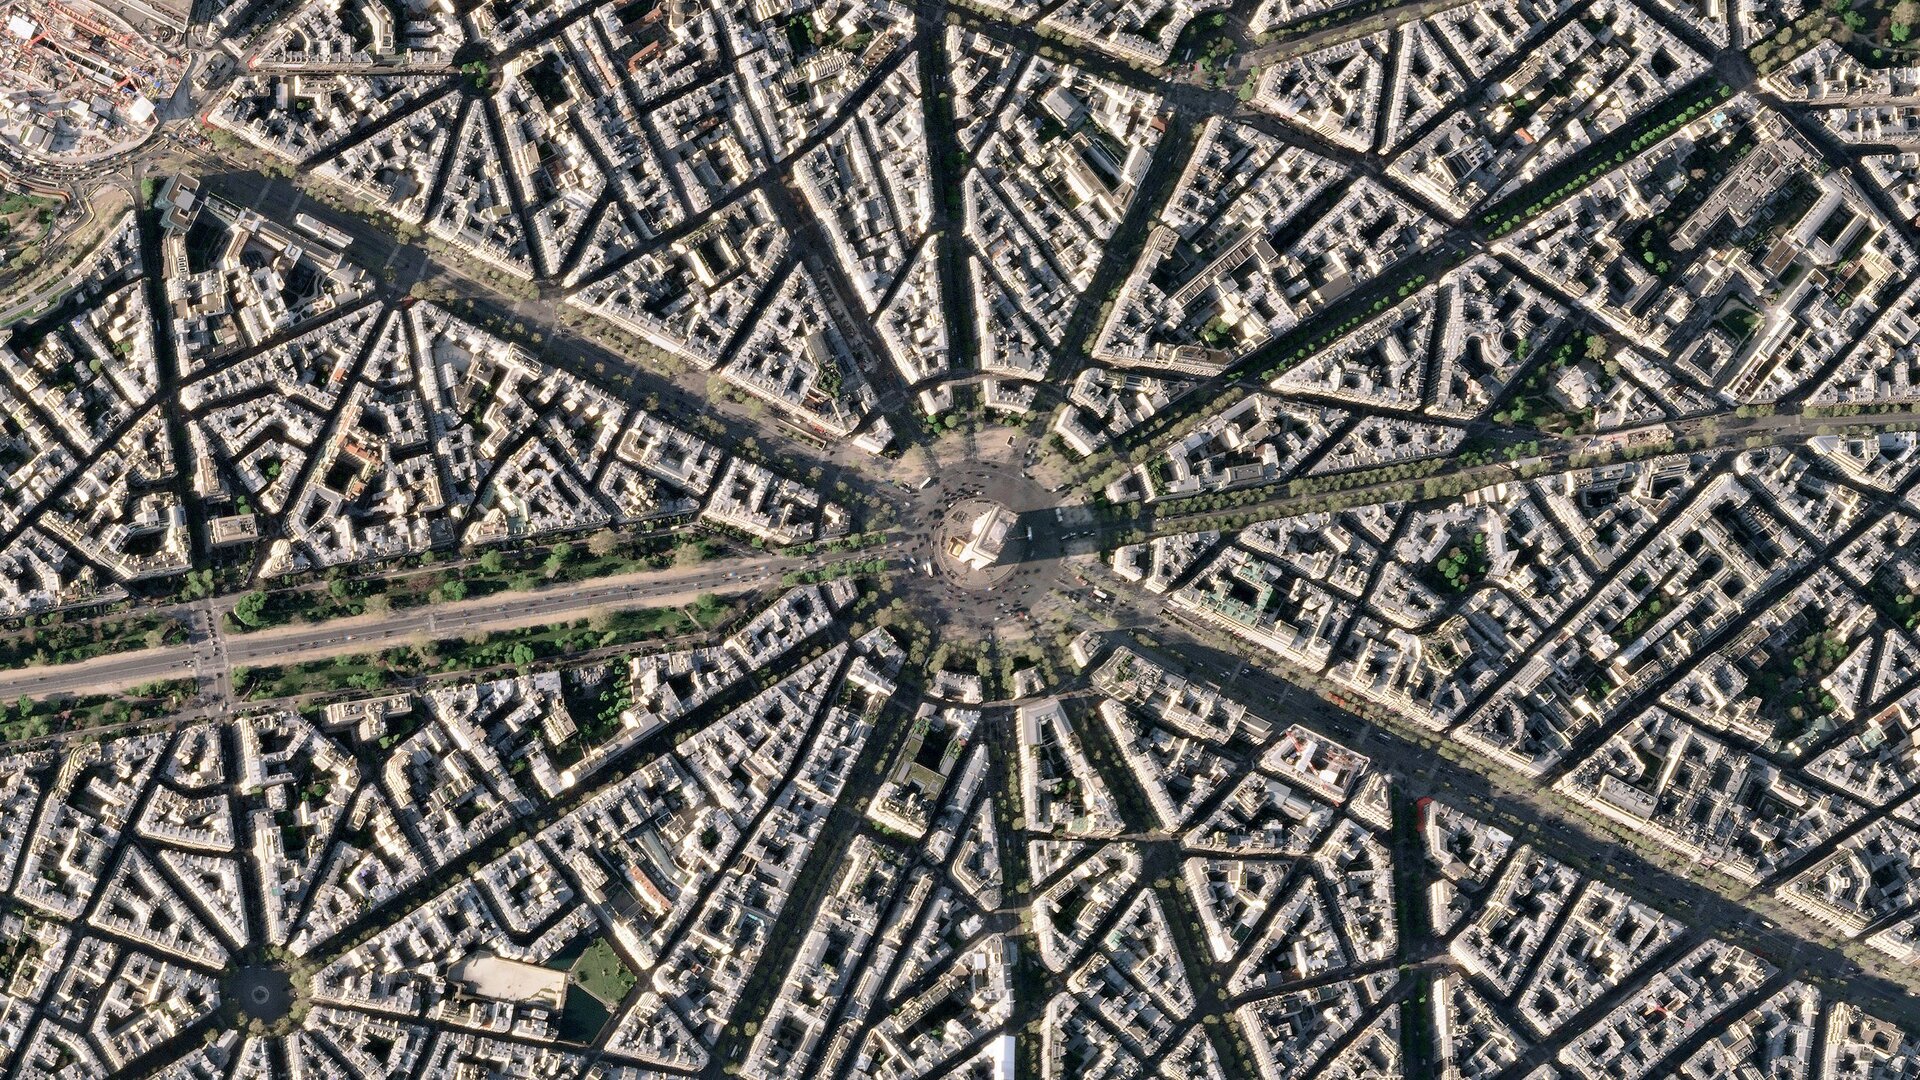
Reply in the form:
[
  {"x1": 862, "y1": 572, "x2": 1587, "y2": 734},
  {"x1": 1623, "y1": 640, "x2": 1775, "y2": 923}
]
[{"x1": 0, "y1": 555, "x2": 801, "y2": 702}]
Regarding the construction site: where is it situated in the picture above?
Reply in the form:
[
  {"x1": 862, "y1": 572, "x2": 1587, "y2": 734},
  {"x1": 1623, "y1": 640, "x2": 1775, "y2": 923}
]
[{"x1": 0, "y1": 0, "x2": 186, "y2": 164}]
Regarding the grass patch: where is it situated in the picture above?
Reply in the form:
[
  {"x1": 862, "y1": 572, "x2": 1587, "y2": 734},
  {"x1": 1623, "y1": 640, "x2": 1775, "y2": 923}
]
[
  {"x1": 226, "y1": 531, "x2": 710, "y2": 634},
  {"x1": 1612, "y1": 594, "x2": 1668, "y2": 646},
  {"x1": 1428, "y1": 532, "x2": 1489, "y2": 594},
  {"x1": 570, "y1": 939, "x2": 636, "y2": 1005},
  {"x1": 234, "y1": 598, "x2": 737, "y2": 701},
  {"x1": 0, "y1": 609, "x2": 184, "y2": 670},
  {"x1": 0, "y1": 679, "x2": 197, "y2": 743}
]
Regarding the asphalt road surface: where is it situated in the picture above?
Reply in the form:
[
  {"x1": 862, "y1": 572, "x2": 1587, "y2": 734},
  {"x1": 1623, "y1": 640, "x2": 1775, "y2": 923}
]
[{"x1": 0, "y1": 557, "x2": 795, "y2": 702}]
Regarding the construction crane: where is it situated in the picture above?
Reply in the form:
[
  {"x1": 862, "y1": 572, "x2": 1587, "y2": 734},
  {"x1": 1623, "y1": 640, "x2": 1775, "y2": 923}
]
[
  {"x1": 18, "y1": 25, "x2": 84, "y2": 88},
  {"x1": 27, "y1": 0, "x2": 176, "y2": 98},
  {"x1": 43, "y1": 0, "x2": 137, "y2": 53}
]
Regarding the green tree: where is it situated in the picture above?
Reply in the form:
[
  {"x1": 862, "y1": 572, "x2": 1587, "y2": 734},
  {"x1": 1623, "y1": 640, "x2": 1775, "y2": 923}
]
[{"x1": 231, "y1": 591, "x2": 270, "y2": 628}]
